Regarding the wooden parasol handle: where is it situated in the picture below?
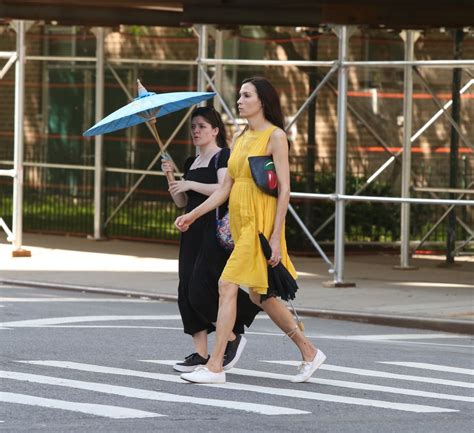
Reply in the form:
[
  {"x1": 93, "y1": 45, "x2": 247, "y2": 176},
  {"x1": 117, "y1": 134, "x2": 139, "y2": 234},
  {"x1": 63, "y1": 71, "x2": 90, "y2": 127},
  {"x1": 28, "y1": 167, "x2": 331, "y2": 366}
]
[{"x1": 148, "y1": 119, "x2": 177, "y2": 183}]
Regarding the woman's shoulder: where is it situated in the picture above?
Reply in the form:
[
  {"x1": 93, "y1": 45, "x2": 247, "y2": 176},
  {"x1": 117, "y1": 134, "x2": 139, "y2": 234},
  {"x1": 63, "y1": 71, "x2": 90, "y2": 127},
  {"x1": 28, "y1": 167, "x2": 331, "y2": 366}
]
[
  {"x1": 267, "y1": 126, "x2": 289, "y2": 154},
  {"x1": 269, "y1": 126, "x2": 286, "y2": 140}
]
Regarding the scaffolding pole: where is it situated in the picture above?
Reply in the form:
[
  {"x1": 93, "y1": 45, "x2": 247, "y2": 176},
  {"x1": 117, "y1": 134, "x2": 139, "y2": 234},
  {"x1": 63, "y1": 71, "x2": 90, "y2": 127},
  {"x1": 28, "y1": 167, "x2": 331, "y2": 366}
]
[
  {"x1": 92, "y1": 27, "x2": 105, "y2": 240},
  {"x1": 11, "y1": 20, "x2": 30, "y2": 257},
  {"x1": 398, "y1": 30, "x2": 417, "y2": 269},
  {"x1": 325, "y1": 26, "x2": 355, "y2": 287},
  {"x1": 214, "y1": 28, "x2": 224, "y2": 113},
  {"x1": 196, "y1": 25, "x2": 208, "y2": 94}
]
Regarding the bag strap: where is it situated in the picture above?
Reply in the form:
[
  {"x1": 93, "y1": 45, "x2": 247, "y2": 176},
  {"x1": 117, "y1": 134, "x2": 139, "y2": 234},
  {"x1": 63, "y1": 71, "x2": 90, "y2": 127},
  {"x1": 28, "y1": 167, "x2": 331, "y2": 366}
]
[{"x1": 214, "y1": 150, "x2": 222, "y2": 219}]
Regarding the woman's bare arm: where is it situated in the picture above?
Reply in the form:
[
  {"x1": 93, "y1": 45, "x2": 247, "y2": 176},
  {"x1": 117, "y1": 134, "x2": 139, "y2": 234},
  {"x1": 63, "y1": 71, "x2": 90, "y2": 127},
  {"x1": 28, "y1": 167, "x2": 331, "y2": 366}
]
[
  {"x1": 168, "y1": 167, "x2": 227, "y2": 197},
  {"x1": 176, "y1": 136, "x2": 238, "y2": 231},
  {"x1": 267, "y1": 128, "x2": 291, "y2": 264},
  {"x1": 162, "y1": 160, "x2": 187, "y2": 208},
  {"x1": 175, "y1": 171, "x2": 234, "y2": 232}
]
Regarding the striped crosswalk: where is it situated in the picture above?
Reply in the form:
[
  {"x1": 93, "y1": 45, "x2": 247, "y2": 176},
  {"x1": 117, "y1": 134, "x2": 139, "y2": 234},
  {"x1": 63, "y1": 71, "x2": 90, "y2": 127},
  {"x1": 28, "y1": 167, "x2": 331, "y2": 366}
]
[
  {"x1": 16, "y1": 360, "x2": 455, "y2": 413},
  {"x1": 145, "y1": 361, "x2": 473, "y2": 403},
  {"x1": 0, "y1": 391, "x2": 163, "y2": 419},
  {"x1": 262, "y1": 360, "x2": 474, "y2": 388},
  {"x1": 0, "y1": 368, "x2": 306, "y2": 416},
  {"x1": 1, "y1": 358, "x2": 472, "y2": 418},
  {"x1": 378, "y1": 362, "x2": 474, "y2": 376}
]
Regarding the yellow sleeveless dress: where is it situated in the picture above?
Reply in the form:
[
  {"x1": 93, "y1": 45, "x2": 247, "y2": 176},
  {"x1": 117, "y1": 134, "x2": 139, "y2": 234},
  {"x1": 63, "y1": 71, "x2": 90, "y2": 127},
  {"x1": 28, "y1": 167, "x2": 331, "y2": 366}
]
[{"x1": 220, "y1": 125, "x2": 297, "y2": 294}]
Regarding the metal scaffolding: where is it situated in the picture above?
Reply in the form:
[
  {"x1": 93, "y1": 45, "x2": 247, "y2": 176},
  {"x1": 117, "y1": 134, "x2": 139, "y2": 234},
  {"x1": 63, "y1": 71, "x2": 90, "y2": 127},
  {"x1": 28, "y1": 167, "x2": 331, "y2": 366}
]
[{"x1": 2, "y1": 21, "x2": 473, "y2": 285}]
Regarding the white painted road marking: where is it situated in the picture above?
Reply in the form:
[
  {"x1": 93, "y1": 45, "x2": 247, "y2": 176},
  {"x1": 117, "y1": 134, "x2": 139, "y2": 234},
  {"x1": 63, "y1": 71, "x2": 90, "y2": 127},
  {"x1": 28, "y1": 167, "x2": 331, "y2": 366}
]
[
  {"x1": 264, "y1": 361, "x2": 474, "y2": 389},
  {"x1": 0, "y1": 391, "x2": 163, "y2": 419},
  {"x1": 15, "y1": 326, "x2": 185, "y2": 330},
  {"x1": 1, "y1": 369, "x2": 307, "y2": 416},
  {"x1": 380, "y1": 362, "x2": 474, "y2": 376},
  {"x1": 245, "y1": 331, "x2": 471, "y2": 341},
  {"x1": 378, "y1": 341, "x2": 474, "y2": 349},
  {"x1": 339, "y1": 333, "x2": 470, "y2": 341},
  {"x1": 0, "y1": 298, "x2": 162, "y2": 303},
  {"x1": 0, "y1": 315, "x2": 182, "y2": 327},
  {"x1": 23, "y1": 360, "x2": 458, "y2": 413},
  {"x1": 147, "y1": 360, "x2": 473, "y2": 403}
]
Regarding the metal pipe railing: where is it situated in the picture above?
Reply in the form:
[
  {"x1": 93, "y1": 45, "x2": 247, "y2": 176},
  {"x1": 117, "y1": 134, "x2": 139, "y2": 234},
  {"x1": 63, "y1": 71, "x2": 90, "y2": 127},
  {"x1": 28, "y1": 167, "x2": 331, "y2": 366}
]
[
  {"x1": 26, "y1": 55, "x2": 197, "y2": 66},
  {"x1": 414, "y1": 187, "x2": 474, "y2": 195},
  {"x1": 2, "y1": 164, "x2": 472, "y2": 206},
  {"x1": 290, "y1": 192, "x2": 474, "y2": 206},
  {"x1": 0, "y1": 169, "x2": 16, "y2": 177},
  {"x1": 0, "y1": 217, "x2": 14, "y2": 242},
  {"x1": 199, "y1": 58, "x2": 474, "y2": 68}
]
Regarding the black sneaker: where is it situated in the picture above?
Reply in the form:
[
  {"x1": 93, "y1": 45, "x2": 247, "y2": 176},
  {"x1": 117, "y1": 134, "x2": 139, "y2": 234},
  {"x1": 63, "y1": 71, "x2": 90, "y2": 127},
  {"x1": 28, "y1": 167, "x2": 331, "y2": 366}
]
[
  {"x1": 173, "y1": 353, "x2": 209, "y2": 373},
  {"x1": 223, "y1": 335, "x2": 247, "y2": 371}
]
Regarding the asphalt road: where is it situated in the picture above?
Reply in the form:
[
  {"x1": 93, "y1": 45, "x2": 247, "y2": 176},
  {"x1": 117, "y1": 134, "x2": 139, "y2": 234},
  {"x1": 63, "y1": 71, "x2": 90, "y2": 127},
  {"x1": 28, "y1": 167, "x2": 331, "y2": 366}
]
[{"x1": 1, "y1": 284, "x2": 473, "y2": 433}]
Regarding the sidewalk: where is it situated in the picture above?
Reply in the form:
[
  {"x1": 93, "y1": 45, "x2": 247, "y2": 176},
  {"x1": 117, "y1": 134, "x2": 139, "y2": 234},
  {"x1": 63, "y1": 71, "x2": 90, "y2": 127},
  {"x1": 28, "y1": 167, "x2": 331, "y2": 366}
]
[{"x1": 1, "y1": 234, "x2": 473, "y2": 334}]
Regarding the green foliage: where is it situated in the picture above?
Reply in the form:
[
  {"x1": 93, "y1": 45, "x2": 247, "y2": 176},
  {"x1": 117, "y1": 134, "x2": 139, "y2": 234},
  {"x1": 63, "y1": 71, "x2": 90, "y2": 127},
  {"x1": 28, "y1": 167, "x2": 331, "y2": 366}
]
[
  {"x1": 287, "y1": 172, "x2": 402, "y2": 250},
  {"x1": 0, "y1": 180, "x2": 470, "y2": 252}
]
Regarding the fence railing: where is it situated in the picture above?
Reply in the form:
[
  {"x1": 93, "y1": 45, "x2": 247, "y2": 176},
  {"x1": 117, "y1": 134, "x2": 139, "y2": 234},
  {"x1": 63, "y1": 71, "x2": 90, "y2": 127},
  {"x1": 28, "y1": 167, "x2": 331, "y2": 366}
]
[{"x1": 1, "y1": 156, "x2": 472, "y2": 253}]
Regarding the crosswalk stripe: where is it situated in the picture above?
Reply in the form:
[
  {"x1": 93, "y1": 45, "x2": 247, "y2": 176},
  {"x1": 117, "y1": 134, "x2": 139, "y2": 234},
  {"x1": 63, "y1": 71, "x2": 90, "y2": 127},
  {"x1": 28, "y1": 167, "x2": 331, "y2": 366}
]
[
  {"x1": 245, "y1": 332, "x2": 470, "y2": 341},
  {"x1": 18, "y1": 326, "x2": 185, "y2": 330},
  {"x1": 264, "y1": 361, "x2": 474, "y2": 389},
  {"x1": 377, "y1": 341, "x2": 474, "y2": 349},
  {"x1": 336, "y1": 333, "x2": 468, "y2": 341},
  {"x1": 1, "y1": 369, "x2": 306, "y2": 416},
  {"x1": 379, "y1": 362, "x2": 474, "y2": 376},
  {"x1": 0, "y1": 315, "x2": 182, "y2": 327},
  {"x1": 23, "y1": 360, "x2": 458, "y2": 413},
  {"x1": 0, "y1": 391, "x2": 163, "y2": 419},
  {"x1": 0, "y1": 298, "x2": 161, "y2": 303},
  {"x1": 145, "y1": 360, "x2": 473, "y2": 404}
]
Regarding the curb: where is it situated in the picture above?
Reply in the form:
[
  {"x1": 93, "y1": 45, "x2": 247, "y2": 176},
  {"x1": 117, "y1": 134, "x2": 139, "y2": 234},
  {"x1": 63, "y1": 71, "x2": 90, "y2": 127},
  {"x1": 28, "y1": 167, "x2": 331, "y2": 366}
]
[
  {"x1": 2, "y1": 278, "x2": 473, "y2": 335},
  {"x1": 0, "y1": 279, "x2": 178, "y2": 302},
  {"x1": 295, "y1": 307, "x2": 474, "y2": 335}
]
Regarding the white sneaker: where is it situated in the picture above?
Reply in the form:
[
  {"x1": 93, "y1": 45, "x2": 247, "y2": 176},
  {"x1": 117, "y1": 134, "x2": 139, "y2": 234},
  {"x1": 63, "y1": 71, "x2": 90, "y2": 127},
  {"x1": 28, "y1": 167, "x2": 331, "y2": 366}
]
[
  {"x1": 180, "y1": 366, "x2": 226, "y2": 384},
  {"x1": 290, "y1": 350, "x2": 327, "y2": 383}
]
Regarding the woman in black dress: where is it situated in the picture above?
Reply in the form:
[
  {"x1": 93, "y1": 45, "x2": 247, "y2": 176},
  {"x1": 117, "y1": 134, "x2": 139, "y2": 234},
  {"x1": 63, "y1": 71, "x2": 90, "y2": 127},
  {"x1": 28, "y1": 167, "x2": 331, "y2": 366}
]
[{"x1": 162, "y1": 106, "x2": 260, "y2": 373}]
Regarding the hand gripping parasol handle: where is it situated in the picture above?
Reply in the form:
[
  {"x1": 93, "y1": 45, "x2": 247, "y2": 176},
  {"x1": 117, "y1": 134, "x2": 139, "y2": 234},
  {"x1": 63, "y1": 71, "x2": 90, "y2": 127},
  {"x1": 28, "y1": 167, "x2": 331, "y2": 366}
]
[
  {"x1": 148, "y1": 119, "x2": 176, "y2": 183},
  {"x1": 161, "y1": 152, "x2": 176, "y2": 183}
]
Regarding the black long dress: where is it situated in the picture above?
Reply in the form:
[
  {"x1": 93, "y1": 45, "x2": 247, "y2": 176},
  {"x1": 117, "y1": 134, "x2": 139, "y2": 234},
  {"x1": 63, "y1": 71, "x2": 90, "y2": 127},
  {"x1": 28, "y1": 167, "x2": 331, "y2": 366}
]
[{"x1": 178, "y1": 148, "x2": 261, "y2": 336}]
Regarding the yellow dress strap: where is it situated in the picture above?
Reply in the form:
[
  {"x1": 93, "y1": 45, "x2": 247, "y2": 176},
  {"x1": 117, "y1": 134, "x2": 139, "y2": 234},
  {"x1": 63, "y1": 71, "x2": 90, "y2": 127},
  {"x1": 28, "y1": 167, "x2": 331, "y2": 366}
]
[{"x1": 253, "y1": 125, "x2": 278, "y2": 155}]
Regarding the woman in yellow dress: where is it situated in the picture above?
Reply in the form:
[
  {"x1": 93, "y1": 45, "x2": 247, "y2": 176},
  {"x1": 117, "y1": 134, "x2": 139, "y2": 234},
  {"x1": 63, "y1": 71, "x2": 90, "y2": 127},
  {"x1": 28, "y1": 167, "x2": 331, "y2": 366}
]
[{"x1": 175, "y1": 77, "x2": 326, "y2": 384}]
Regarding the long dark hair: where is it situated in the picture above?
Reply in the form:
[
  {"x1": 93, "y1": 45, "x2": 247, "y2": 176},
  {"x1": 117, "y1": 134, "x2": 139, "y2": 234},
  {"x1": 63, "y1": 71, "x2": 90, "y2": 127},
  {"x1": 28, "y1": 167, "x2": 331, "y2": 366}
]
[
  {"x1": 241, "y1": 77, "x2": 285, "y2": 130},
  {"x1": 191, "y1": 106, "x2": 228, "y2": 148},
  {"x1": 241, "y1": 77, "x2": 290, "y2": 147}
]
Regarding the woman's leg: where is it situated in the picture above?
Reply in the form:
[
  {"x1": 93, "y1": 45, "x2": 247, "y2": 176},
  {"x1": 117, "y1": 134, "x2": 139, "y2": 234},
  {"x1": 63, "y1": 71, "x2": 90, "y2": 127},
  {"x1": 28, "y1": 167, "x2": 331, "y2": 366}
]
[
  {"x1": 248, "y1": 291, "x2": 317, "y2": 362},
  {"x1": 234, "y1": 288, "x2": 262, "y2": 334},
  {"x1": 205, "y1": 280, "x2": 239, "y2": 373},
  {"x1": 192, "y1": 329, "x2": 208, "y2": 358}
]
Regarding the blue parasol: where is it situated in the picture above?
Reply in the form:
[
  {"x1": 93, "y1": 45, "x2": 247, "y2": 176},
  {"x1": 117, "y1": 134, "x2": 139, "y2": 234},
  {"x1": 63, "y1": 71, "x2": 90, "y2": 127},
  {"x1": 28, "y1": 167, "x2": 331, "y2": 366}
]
[{"x1": 83, "y1": 80, "x2": 216, "y2": 137}]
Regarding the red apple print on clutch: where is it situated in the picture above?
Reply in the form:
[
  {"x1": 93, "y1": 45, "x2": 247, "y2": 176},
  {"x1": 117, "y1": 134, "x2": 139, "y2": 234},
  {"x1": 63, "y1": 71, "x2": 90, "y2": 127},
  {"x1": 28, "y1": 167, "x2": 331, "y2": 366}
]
[
  {"x1": 248, "y1": 155, "x2": 278, "y2": 197},
  {"x1": 264, "y1": 160, "x2": 278, "y2": 190}
]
